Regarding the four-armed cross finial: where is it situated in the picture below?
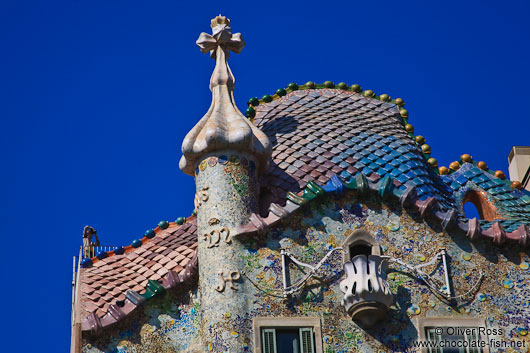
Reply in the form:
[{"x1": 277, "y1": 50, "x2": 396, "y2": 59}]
[{"x1": 196, "y1": 15, "x2": 245, "y2": 90}]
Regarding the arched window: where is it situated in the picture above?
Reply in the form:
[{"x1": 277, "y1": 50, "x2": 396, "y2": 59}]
[{"x1": 462, "y1": 189, "x2": 499, "y2": 221}]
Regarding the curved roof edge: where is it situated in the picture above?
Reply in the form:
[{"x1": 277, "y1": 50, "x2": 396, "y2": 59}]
[{"x1": 236, "y1": 173, "x2": 530, "y2": 247}]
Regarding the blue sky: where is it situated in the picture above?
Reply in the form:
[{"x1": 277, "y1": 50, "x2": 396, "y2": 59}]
[{"x1": 2, "y1": 0, "x2": 529, "y2": 351}]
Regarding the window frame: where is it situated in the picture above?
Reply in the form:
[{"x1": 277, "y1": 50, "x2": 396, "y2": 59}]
[
  {"x1": 417, "y1": 317, "x2": 490, "y2": 353},
  {"x1": 253, "y1": 317, "x2": 323, "y2": 353}
]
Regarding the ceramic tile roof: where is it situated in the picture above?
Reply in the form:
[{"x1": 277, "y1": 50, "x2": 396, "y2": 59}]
[
  {"x1": 236, "y1": 87, "x2": 530, "y2": 245},
  {"x1": 442, "y1": 162, "x2": 530, "y2": 232},
  {"x1": 79, "y1": 219, "x2": 198, "y2": 333},
  {"x1": 255, "y1": 89, "x2": 455, "y2": 210}
]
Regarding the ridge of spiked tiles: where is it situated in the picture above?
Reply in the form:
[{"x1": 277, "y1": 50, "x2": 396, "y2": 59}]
[
  {"x1": 82, "y1": 250, "x2": 198, "y2": 334},
  {"x1": 80, "y1": 216, "x2": 189, "y2": 269},
  {"x1": 236, "y1": 174, "x2": 529, "y2": 247}
]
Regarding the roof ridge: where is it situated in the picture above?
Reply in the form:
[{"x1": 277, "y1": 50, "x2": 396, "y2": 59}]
[
  {"x1": 80, "y1": 215, "x2": 196, "y2": 268},
  {"x1": 439, "y1": 154, "x2": 525, "y2": 190},
  {"x1": 236, "y1": 173, "x2": 530, "y2": 247}
]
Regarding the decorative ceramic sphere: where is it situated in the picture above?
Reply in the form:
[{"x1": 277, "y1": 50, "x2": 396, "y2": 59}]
[
  {"x1": 305, "y1": 81, "x2": 316, "y2": 88},
  {"x1": 337, "y1": 82, "x2": 348, "y2": 90},
  {"x1": 276, "y1": 88, "x2": 287, "y2": 96},
  {"x1": 175, "y1": 216, "x2": 186, "y2": 225},
  {"x1": 247, "y1": 97, "x2": 259, "y2": 107},
  {"x1": 323, "y1": 81, "x2": 335, "y2": 88},
  {"x1": 394, "y1": 98, "x2": 405, "y2": 106},
  {"x1": 494, "y1": 170, "x2": 506, "y2": 179},
  {"x1": 427, "y1": 158, "x2": 438, "y2": 167},
  {"x1": 477, "y1": 161, "x2": 488, "y2": 170},
  {"x1": 421, "y1": 144, "x2": 431, "y2": 154},
  {"x1": 158, "y1": 220, "x2": 169, "y2": 229},
  {"x1": 380, "y1": 93, "x2": 391, "y2": 102},
  {"x1": 405, "y1": 124, "x2": 414, "y2": 133},
  {"x1": 415, "y1": 135, "x2": 425, "y2": 145},
  {"x1": 363, "y1": 90, "x2": 374, "y2": 97},
  {"x1": 245, "y1": 106, "x2": 256, "y2": 118},
  {"x1": 351, "y1": 84, "x2": 362, "y2": 92},
  {"x1": 287, "y1": 83, "x2": 298, "y2": 91},
  {"x1": 439, "y1": 166, "x2": 449, "y2": 175},
  {"x1": 132, "y1": 239, "x2": 143, "y2": 248},
  {"x1": 449, "y1": 161, "x2": 461, "y2": 171},
  {"x1": 144, "y1": 229, "x2": 156, "y2": 239},
  {"x1": 512, "y1": 181, "x2": 523, "y2": 189},
  {"x1": 262, "y1": 94, "x2": 273, "y2": 103},
  {"x1": 400, "y1": 109, "x2": 409, "y2": 118},
  {"x1": 460, "y1": 154, "x2": 473, "y2": 163}
]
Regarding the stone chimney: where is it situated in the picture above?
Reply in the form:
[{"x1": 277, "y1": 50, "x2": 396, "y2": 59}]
[{"x1": 508, "y1": 146, "x2": 530, "y2": 191}]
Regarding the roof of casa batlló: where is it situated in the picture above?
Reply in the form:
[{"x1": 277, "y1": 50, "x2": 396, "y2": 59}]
[{"x1": 78, "y1": 90, "x2": 530, "y2": 333}]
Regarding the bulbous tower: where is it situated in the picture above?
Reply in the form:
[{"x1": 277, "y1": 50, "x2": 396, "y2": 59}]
[{"x1": 180, "y1": 15, "x2": 271, "y2": 352}]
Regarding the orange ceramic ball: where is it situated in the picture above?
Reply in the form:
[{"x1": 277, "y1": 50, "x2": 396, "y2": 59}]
[
  {"x1": 512, "y1": 181, "x2": 523, "y2": 189},
  {"x1": 439, "y1": 166, "x2": 449, "y2": 175},
  {"x1": 460, "y1": 154, "x2": 472, "y2": 163},
  {"x1": 494, "y1": 170, "x2": 506, "y2": 179},
  {"x1": 477, "y1": 161, "x2": 488, "y2": 170},
  {"x1": 449, "y1": 161, "x2": 461, "y2": 171}
]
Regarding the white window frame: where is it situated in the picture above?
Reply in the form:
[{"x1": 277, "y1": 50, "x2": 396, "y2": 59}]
[
  {"x1": 253, "y1": 317, "x2": 323, "y2": 353},
  {"x1": 417, "y1": 317, "x2": 490, "y2": 353}
]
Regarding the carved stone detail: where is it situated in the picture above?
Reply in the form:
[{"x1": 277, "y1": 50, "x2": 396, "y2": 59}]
[
  {"x1": 202, "y1": 227, "x2": 231, "y2": 248},
  {"x1": 339, "y1": 255, "x2": 393, "y2": 327},
  {"x1": 215, "y1": 270, "x2": 240, "y2": 292},
  {"x1": 194, "y1": 187, "x2": 209, "y2": 211}
]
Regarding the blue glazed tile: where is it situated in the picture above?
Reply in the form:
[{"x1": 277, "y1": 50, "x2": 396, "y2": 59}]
[
  {"x1": 340, "y1": 170, "x2": 351, "y2": 179},
  {"x1": 450, "y1": 181, "x2": 461, "y2": 190},
  {"x1": 455, "y1": 175, "x2": 469, "y2": 185},
  {"x1": 398, "y1": 164, "x2": 409, "y2": 172},
  {"x1": 368, "y1": 162, "x2": 379, "y2": 170},
  {"x1": 391, "y1": 169, "x2": 402, "y2": 177},
  {"x1": 376, "y1": 168, "x2": 387, "y2": 176},
  {"x1": 374, "y1": 149, "x2": 385, "y2": 157},
  {"x1": 361, "y1": 157, "x2": 371, "y2": 165},
  {"x1": 339, "y1": 152, "x2": 349, "y2": 160},
  {"x1": 383, "y1": 165, "x2": 394, "y2": 173},
  {"x1": 331, "y1": 156, "x2": 343, "y2": 164},
  {"x1": 389, "y1": 160, "x2": 401, "y2": 167},
  {"x1": 390, "y1": 150, "x2": 401, "y2": 158}
]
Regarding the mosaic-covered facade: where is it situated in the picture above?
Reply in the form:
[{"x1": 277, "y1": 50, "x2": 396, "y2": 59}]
[{"x1": 72, "y1": 15, "x2": 530, "y2": 353}]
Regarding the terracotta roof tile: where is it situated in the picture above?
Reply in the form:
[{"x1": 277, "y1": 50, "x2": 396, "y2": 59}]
[{"x1": 79, "y1": 219, "x2": 197, "y2": 321}]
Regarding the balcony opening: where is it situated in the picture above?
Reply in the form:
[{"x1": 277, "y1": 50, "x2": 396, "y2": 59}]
[
  {"x1": 349, "y1": 244, "x2": 372, "y2": 259},
  {"x1": 462, "y1": 189, "x2": 500, "y2": 221}
]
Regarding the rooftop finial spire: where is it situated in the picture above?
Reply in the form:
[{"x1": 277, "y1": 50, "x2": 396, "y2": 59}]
[{"x1": 179, "y1": 16, "x2": 271, "y2": 176}]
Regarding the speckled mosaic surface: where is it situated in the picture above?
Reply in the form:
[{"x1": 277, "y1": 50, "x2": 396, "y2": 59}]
[
  {"x1": 83, "y1": 286, "x2": 201, "y2": 353},
  {"x1": 83, "y1": 191, "x2": 530, "y2": 352}
]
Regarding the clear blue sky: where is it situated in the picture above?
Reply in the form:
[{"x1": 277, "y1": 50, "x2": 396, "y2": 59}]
[{"x1": 2, "y1": 1, "x2": 529, "y2": 351}]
